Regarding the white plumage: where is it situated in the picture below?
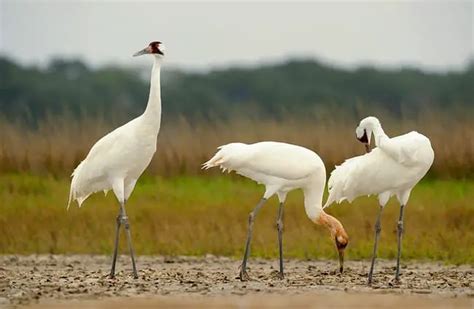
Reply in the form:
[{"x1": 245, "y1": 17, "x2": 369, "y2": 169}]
[
  {"x1": 68, "y1": 43, "x2": 164, "y2": 208},
  {"x1": 68, "y1": 117, "x2": 158, "y2": 207},
  {"x1": 204, "y1": 142, "x2": 324, "y2": 200},
  {"x1": 204, "y1": 141, "x2": 348, "y2": 280},
  {"x1": 67, "y1": 41, "x2": 165, "y2": 278},
  {"x1": 325, "y1": 131, "x2": 434, "y2": 207},
  {"x1": 324, "y1": 116, "x2": 434, "y2": 284}
]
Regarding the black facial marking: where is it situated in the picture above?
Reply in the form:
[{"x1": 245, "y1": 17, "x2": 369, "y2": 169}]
[{"x1": 357, "y1": 129, "x2": 369, "y2": 144}]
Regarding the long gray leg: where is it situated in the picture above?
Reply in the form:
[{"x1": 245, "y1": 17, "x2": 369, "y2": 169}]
[
  {"x1": 276, "y1": 202, "x2": 284, "y2": 279},
  {"x1": 120, "y1": 201, "x2": 138, "y2": 279},
  {"x1": 239, "y1": 198, "x2": 266, "y2": 281},
  {"x1": 395, "y1": 204, "x2": 406, "y2": 281},
  {"x1": 368, "y1": 205, "x2": 384, "y2": 285},
  {"x1": 110, "y1": 207, "x2": 122, "y2": 278}
]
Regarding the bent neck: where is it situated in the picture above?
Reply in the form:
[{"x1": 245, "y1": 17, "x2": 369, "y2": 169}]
[
  {"x1": 316, "y1": 211, "x2": 345, "y2": 238},
  {"x1": 142, "y1": 57, "x2": 162, "y2": 129},
  {"x1": 303, "y1": 184, "x2": 346, "y2": 237},
  {"x1": 371, "y1": 121, "x2": 388, "y2": 147},
  {"x1": 303, "y1": 185, "x2": 325, "y2": 222}
]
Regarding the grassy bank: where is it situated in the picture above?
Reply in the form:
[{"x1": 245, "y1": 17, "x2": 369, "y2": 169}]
[{"x1": 0, "y1": 174, "x2": 472, "y2": 264}]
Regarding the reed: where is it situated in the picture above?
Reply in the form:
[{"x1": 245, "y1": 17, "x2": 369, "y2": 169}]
[{"x1": 0, "y1": 110, "x2": 472, "y2": 178}]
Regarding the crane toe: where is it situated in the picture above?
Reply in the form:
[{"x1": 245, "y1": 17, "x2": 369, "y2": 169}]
[
  {"x1": 269, "y1": 269, "x2": 285, "y2": 280},
  {"x1": 239, "y1": 269, "x2": 250, "y2": 281}
]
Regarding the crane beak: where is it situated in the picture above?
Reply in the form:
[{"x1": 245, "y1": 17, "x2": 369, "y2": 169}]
[
  {"x1": 356, "y1": 129, "x2": 370, "y2": 153},
  {"x1": 133, "y1": 46, "x2": 151, "y2": 57},
  {"x1": 335, "y1": 235, "x2": 347, "y2": 273},
  {"x1": 338, "y1": 249, "x2": 344, "y2": 273}
]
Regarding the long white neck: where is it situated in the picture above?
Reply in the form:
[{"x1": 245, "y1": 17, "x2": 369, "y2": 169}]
[
  {"x1": 371, "y1": 121, "x2": 388, "y2": 147},
  {"x1": 304, "y1": 179, "x2": 347, "y2": 239},
  {"x1": 303, "y1": 176, "x2": 348, "y2": 275},
  {"x1": 302, "y1": 175, "x2": 326, "y2": 222},
  {"x1": 142, "y1": 56, "x2": 162, "y2": 132}
]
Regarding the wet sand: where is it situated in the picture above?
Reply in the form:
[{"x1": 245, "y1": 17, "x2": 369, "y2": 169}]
[{"x1": 0, "y1": 255, "x2": 472, "y2": 308}]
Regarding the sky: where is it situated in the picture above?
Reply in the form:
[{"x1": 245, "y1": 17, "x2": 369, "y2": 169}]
[{"x1": 0, "y1": 1, "x2": 472, "y2": 72}]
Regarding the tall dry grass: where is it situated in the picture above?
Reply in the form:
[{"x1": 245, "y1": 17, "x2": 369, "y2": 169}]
[{"x1": 0, "y1": 110, "x2": 473, "y2": 178}]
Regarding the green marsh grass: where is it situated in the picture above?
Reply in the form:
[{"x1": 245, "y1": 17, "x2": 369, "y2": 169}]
[{"x1": 0, "y1": 174, "x2": 472, "y2": 264}]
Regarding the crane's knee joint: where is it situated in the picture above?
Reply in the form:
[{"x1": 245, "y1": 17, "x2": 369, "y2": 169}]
[
  {"x1": 397, "y1": 221, "x2": 404, "y2": 231},
  {"x1": 120, "y1": 216, "x2": 129, "y2": 225},
  {"x1": 375, "y1": 223, "x2": 381, "y2": 233},
  {"x1": 248, "y1": 213, "x2": 255, "y2": 224},
  {"x1": 276, "y1": 220, "x2": 283, "y2": 231}
]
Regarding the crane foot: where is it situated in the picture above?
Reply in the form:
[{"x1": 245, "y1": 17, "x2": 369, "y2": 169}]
[{"x1": 239, "y1": 269, "x2": 250, "y2": 281}]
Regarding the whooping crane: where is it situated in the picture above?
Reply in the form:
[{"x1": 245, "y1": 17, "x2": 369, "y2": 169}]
[
  {"x1": 324, "y1": 116, "x2": 434, "y2": 284},
  {"x1": 203, "y1": 141, "x2": 349, "y2": 281},
  {"x1": 68, "y1": 41, "x2": 165, "y2": 279}
]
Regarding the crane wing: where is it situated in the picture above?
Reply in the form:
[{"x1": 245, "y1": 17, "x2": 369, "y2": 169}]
[
  {"x1": 203, "y1": 142, "x2": 322, "y2": 181},
  {"x1": 68, "y1": 125, "x2": 125, "y2": 208},
  {"x1": 324, "y1": 148, "x2": 411, "y2": 208},
  {"x1": 324, "y1": 133, "x2": 434, "y2": 209},
  {"x1": 377, "y1": 131, "x2": 432, "y2": 166}
]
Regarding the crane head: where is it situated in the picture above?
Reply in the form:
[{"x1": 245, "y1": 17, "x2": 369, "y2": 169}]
[
  {"x1": 356, "y1": 128, "x2": 370, "y2": 153},
  {"x1": 356, "y1": 116, "x2": 380, "y2": 153},
  {"x1": 335, "y1": 233, "x2": 348, "y2": 273},
  {"x1": 317, "y1": 212, "x2": 349, "y2": 274},
  {"x1": 133, "y1": 41, "x2": 165, "y2": 57}
]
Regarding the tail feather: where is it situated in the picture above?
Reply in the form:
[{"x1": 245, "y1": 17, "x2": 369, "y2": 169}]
[
  {"x1": 323, "y1": 156, "x2": 361, "y2": 209},
  {"x1": 67, "y1": 165, "x2": 79, "y2": 210},
  {"x1": 67, "y1": 186, "x2": 73, "y2": 210},
  {"x1": 202, "y1": 143, "x2": 245, "y2": 172},
  {"x1": 202, "y1": 153, "x2": 225, "y2": 170},
  {"x1": 67, "y1": 160, "x2": 89, "y2": 209}
]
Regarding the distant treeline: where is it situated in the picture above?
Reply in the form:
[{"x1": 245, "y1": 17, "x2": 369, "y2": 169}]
[{"x1": 0, "y1": 56, "x2": 473, "y2": 124}]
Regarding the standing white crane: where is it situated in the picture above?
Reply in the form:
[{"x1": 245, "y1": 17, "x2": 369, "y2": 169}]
[
  {"x1": 203, "y1": 141, "x2": 349, "y2": 281},
  {"x1": 324, "y1": 116, "x2": 434, "y2": 284},
  {"x1": 67, "y1": 41, "x2": 165, "y2": 279}
]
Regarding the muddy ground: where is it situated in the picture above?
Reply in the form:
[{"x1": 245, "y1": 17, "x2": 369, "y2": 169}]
[{"x1": 0, "y1": 255, "x2": 472, "y2": 308}]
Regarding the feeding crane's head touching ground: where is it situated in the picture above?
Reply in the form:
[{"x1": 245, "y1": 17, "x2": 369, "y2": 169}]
[
  {"x1": 335, "y1": 232, "x2": 349, "y2": 273},
  {"x1": 133, "y1": 41, "x2": 165, "y2": 57},
  {"x1": 317, "y1": 212, "x2": 349, "y2": 273},
  {"x1": 355, "y1": 116, "x2": 380, "y2": 153}
]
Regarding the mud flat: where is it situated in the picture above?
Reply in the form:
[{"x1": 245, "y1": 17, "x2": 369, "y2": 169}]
[{"x1": 0, "y1": 255, "x2": 472, "y2": 308}]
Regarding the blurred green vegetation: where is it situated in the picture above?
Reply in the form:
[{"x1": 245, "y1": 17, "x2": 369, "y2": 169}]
[
  {"x1": 1, "y1": 56, "x2": 473, "y2": 125},
  {"x1": 0, "y1": 174, "x2": 472, "y2": 264}
]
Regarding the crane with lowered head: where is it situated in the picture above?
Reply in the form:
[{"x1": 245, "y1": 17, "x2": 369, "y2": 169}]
[{"x1": 204, "y1": 141, "x2": 349, "y2": 281}]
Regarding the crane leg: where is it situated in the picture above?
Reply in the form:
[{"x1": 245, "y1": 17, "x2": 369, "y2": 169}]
[
  {"x1": 109, "y1": 207, "x2": 123, "y2": 278},
  {"x1": 276, "y1": 202, "x2": 285, "y2": 279},
  {"x1": 240, "y1": 198, "x2": 266, "y2": 281},
  {"x1": 119, "y1": 201, "x2": 138, "y2": 279},
  {"x1": 368, "y1": 205, "x2": 384, "y2": 285},
  {"x1": 395, "y1": 204, "x2": 405, "y2": 282}
]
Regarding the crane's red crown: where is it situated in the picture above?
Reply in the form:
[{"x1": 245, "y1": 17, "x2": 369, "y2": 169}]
[
  {"x1": 133, "y1": 41, "x2": 164, "y2": 57},
  {"x1": 149, "y1": 41, "x2": 164, "y2": 55}
]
